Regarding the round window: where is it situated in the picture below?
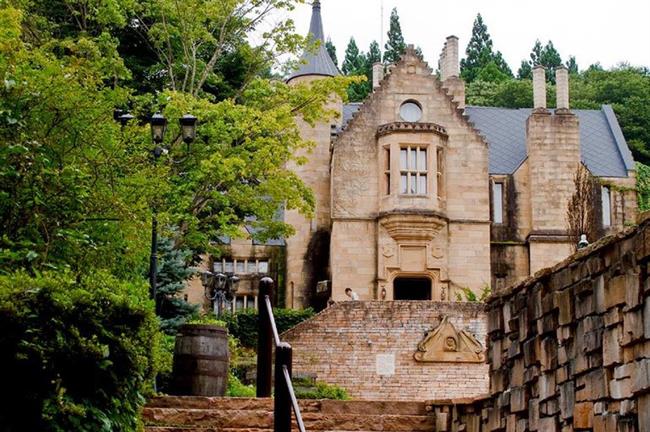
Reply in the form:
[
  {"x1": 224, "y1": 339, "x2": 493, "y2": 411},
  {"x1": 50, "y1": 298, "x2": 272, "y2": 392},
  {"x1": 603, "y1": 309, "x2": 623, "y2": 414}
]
[{"x1": 399, "y1": 101, "x2": 422, "y2": 122}]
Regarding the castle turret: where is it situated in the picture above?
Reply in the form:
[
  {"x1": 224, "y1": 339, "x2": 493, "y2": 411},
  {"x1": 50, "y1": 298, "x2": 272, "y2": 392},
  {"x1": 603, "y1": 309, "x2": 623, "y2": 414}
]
[
  {"x1": 287, "y1": 0, "x2": 339, "y2": 82},
  {"x1": 285, "y1": 1, "x2": 341, "y2": 308}
]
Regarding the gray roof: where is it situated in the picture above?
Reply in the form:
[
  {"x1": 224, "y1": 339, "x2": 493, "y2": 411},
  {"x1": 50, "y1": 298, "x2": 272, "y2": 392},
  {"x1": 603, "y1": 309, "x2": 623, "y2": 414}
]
[
  {"x1": 287, "y1": 1, "x2": 340, "y2": 81},
  {"x1": 465, "y1": 105, "x2": 634, "y2": 177},
  {"x1": 340, "y1": 103, "x2": 633, "y2": 178}
]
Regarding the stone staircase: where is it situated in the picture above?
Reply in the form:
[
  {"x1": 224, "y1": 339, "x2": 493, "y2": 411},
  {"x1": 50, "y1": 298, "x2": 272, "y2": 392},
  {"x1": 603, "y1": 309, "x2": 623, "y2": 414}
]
[{"x1": 143, "y1": 396, "x2": 436, "y2": 432}]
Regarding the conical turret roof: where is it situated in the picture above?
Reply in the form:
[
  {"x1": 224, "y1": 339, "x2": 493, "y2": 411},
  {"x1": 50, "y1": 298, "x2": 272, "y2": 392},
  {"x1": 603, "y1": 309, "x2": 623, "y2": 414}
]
[{"x1": 287, "y1": 1, "x2": 340, "y2": 81}]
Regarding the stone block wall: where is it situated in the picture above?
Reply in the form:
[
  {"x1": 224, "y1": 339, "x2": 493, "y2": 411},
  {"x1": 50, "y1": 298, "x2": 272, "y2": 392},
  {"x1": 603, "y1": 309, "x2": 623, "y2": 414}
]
[
  {"x1": 283, "y1": 301, "x2": 489, "y2": 401},
  {"x1": 434, "y1": 215, "x2": 650, "y2": 431}
]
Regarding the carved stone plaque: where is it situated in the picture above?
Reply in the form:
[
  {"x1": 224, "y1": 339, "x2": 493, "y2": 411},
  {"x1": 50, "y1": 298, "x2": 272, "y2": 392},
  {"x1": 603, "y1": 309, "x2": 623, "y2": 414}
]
[{"x1": 414, "y1": 316, "x2": 486, "y2": 363}]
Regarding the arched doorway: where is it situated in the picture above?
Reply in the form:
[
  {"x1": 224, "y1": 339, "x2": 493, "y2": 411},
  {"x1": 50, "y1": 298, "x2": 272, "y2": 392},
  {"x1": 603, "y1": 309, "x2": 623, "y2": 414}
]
[{"x1": 393, "y1": 277, "x2": 432, "y2": 300}]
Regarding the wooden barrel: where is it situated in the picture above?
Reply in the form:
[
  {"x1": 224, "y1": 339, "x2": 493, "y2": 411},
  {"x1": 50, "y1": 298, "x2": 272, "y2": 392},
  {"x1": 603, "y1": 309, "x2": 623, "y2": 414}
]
[{"x1": 171, "y1": 324, "x2": 229, "y2": 396}]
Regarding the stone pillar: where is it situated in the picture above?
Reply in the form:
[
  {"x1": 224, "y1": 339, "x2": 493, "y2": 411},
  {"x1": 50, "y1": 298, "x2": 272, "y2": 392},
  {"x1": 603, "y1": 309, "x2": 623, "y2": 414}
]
[
  {"x1": 445, "y1": 35, "x2": 460, "y2": 78},
  {"x1": 532, "y1": 65, "x2": 547, "y2": 110},
  {"x1": 555, "y1": 65, "x2": 569, "y2": 111},
  {"x1": 372, "y1": 62, "x2": 384, "y2": 89}
]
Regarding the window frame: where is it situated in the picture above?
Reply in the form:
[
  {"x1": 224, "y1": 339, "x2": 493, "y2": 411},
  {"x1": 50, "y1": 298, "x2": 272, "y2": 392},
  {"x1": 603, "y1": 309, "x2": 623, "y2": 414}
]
[
  {"x1": 491, "y1": 181, "x2": 504, "y2": 224},
  {"x1": 399, "y1": 145, "x2": 428, "y2": 196},
  {"x1": 602, "y1": 185, "x2": 612, "y2": 228}
]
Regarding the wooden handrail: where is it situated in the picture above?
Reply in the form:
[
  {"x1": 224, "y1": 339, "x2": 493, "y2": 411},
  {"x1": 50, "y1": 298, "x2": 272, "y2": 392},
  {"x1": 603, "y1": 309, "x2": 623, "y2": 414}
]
[{"x1": 256, "y1": 277, "x2": 307, "y2": 432}]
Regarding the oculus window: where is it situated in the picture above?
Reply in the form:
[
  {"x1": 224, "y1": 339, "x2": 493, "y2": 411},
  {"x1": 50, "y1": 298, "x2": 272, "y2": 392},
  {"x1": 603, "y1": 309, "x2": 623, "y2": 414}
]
[{"x1": 399, "y1": 101, "x2": 422, "y2": 122}]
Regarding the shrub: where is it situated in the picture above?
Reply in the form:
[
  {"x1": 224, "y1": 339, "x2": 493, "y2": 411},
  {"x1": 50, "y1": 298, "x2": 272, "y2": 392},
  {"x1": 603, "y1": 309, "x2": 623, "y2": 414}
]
[
  {"x1": 293, "y1": 380, "x2": 349, "y2": 400},
  {"x1": 226, "y1": 372, "x2": 256, "y2": 397},
  {"x1": 0, "y1": 271, "x2": 159, "y2": 431},
  {"x1": 223, "y1": 308, "x2": 315, "y2": 348}
]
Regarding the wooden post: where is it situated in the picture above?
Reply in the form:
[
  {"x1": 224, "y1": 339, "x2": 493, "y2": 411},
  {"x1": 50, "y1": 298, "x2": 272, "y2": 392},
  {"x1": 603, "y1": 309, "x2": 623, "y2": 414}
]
[
  {"x1": 256, "y1": 277, "x2": 274, "y2": 397},
  {"x1": 274, "y1": 342, "x2": 293, "y2": 432}
]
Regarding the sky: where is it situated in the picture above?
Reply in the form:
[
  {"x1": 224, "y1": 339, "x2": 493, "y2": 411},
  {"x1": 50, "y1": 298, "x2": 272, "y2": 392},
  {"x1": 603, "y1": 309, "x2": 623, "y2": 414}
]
[{"x1": 288, "y1": 0, "x2": 650, "y2": 72}]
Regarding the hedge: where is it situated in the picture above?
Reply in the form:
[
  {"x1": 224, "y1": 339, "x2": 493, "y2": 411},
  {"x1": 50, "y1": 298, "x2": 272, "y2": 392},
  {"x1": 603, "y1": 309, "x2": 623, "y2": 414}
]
[
  {"x1": 0, "y1": 272, "x2": 159, "y2": 431},
  {"x1": 223, "y1": 308, "x2": 315, "y2": 348}
]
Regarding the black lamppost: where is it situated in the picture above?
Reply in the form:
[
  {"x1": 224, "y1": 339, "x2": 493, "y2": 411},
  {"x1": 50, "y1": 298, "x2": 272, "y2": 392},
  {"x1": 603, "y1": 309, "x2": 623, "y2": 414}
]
[
  {"x1": 202, "y1": 270, "x2": 241, "y2": 317},
  {"x1": 114, "y1": 110, "x2": 198, "y2": 312}
]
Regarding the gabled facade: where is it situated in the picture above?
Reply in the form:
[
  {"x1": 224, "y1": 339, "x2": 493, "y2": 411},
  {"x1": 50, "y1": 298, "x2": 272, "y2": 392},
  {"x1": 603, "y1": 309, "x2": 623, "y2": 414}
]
[{"x1": 281, "y1": 1, "x2": 637, "y2": 307}]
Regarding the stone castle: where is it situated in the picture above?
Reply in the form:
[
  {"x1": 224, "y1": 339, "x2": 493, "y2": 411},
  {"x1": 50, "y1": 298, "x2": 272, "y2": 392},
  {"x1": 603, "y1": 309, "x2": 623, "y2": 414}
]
[{"x1": 186, "y1": 1, "x2": 637, "y2": 312}]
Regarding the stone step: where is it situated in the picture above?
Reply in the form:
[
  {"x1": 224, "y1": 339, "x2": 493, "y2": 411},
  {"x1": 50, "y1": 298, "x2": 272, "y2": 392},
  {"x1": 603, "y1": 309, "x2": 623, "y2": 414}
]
[
  {"x1": 143, "y1": 408, "x2": 435, "y2": 431},
  {"x1": 146, "y1": 397, "x2": 428, "y2": 416}
]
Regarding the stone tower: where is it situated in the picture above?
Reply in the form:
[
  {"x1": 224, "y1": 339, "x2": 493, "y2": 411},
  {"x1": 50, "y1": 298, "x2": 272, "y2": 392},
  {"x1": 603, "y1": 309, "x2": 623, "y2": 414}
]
[{"x1": 285, "y1": 0, "x2": 341, "y2": 308}]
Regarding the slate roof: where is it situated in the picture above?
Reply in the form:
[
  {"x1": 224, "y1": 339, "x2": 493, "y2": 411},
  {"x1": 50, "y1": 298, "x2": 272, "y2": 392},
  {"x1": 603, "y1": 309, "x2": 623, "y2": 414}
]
[
  {"x1": 341, "y1": 103, "x2": 634, "y2": 178},
  {"x1": 465, "y1": 105, "x2": 634, "y2": 177},
  {"x1": 287, "y1": 1, "x2": 340, "y2": 81}
]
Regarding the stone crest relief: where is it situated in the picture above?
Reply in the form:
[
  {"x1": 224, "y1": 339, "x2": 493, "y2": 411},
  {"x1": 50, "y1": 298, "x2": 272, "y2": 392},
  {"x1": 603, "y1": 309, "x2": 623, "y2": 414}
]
[{"x1": 413, "y1": 316, "x2": 485, "y2": 363}]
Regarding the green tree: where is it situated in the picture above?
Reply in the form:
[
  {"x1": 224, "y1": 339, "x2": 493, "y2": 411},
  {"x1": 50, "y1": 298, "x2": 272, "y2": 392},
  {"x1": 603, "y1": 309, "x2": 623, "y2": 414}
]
[
  {"x1": 367, "y1": 40, "x2": 382, "y2": 65},
  {"x1": 460, "y1": 14, "x2": 512, "y2": 83},
  {"x1": 325, "y1": 37, "x2": 338, "y2": 67},
  {"x1": 341, "y1": 37, "x2": 369, "y2": 101},
  {"x1": 637, "y1": 162, "x2": 650, "y2": 211},
  {"x1": 566, "y1": 56, "x2": 579, "y2": 74},
  {"x1": 156, "y1": 237, "x2": 198, "y2": 334},
  {"x1": 383, "y1": 7, "x2": 405, "y2": 64},
  {"x1": 518, "y1": 40, "x2": 563, "y2": 82}
]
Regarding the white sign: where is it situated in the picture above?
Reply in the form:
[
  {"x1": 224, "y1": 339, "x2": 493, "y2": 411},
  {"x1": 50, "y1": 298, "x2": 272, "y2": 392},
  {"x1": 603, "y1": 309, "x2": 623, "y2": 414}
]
[{"x1": 375, "y1": 353, "x2": 395, "y2": 376}]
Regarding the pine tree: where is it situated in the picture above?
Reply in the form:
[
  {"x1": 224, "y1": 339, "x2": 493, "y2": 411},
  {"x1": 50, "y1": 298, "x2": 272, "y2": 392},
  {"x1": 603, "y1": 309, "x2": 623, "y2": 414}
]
[
  {"x1": 367, "y1": 40, "x2": 382, "y2": 65},
  {"x1": 341, "y1": 38, "x2": 369, "y2": 102},
  {"x1": 325, "y1": 37, "x2": 338, "y2": 68},
  {"x1": 566, "y1": 56, "x2": 579, "y2": 74},
  {"x1": 156, "y1": 236, "x2": 198, "y2": 335},
  {"x1": 518, "y1": 40, "x2": 564, "y2": 82},
  {"x1": 383, "y1": 8, "x2": 406, "y2": 64},
  {"x1": 517, "y1": 60, "x2": 532, "y2": 79},
  {"x1": 342, "y1": 37, "x2": 364, "y2": 75},
  {"x1": 460, "y1": 14, "x2": 512, "y2": 83}
]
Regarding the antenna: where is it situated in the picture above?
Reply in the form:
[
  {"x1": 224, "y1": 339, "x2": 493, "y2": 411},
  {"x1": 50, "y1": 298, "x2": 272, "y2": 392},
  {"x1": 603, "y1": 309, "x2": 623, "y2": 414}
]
[{"x1": 380, "y1": 0, "x2": 384, "y2": 50}]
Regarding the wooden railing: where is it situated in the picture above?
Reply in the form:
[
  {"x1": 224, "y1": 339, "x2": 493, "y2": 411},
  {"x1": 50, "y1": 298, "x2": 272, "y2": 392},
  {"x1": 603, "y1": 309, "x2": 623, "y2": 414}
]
[{"x1": 256, "y1": 277, "x2": 306, "y2": 432}]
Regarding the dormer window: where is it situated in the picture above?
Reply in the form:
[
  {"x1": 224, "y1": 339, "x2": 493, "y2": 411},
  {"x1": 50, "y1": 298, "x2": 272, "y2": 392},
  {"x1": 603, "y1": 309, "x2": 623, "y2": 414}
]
[{"x1": 399, "y1": 100, "x2": 422, "y2": 122}]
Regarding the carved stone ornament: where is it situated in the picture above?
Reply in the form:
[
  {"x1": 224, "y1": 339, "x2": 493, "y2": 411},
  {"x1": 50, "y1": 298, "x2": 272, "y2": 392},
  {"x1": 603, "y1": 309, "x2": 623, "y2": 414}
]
[{"x1": 413, "y1": 316, "x2": 486, "y2": 363}]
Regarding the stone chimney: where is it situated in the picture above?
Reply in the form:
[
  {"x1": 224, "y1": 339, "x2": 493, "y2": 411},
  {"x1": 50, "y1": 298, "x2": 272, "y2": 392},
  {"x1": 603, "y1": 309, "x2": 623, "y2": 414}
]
[
  {"x1": 373, "y1": 62, "x2": 384, "y2": 89},
  {"x1": 439, "y1": 36, "x2": 465, "y2": 108},
  {"x1": 555, "y1": 65, "x2": 569, "y2": 111},
  {"x1": 439, "y1": 36, "x2": 459, "y2": 81},
  {"x1": 532, "y1": 65, "x2": 547, "y2": 110}
]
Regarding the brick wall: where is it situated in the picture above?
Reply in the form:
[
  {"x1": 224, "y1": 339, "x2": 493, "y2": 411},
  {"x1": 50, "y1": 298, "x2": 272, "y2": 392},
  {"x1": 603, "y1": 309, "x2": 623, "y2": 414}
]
[
  {"x1": 432, "y1": 215, "x2": 650, "y2": 431},
  {"x1": 282, "y1": 301, "x2": 489, "y2": 401}
]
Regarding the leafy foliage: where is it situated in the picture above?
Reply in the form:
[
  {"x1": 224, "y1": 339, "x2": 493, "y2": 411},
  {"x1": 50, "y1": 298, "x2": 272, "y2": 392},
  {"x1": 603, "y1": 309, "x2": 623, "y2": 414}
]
[
  {"x1": 293, "y1": 378, "x2": 349, "y2": 400},
  {"x1": 518, "y1": 39, "x2": 563, "y2": 82},
  {"x1": 223, "y1": 307, "x2": 315, "y2": 348},
  {"x1": 566, "y1": 164, "x2": 602, "y2": 248},
  {"x1": 0, "y1": 272, "x2": 158, "y2": 432},
  {"x1": 637, "y1": 162, "x2": 650, "y2": 212}
]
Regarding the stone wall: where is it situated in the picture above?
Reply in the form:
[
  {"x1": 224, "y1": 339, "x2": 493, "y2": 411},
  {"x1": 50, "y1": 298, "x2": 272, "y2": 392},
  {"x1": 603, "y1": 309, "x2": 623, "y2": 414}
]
[
  {"x1": 283, "y1": 301, "x2": 489, "y2": 401},
  {"x1": 433, "y1": 215, "x2": 650, "y2": 431}
]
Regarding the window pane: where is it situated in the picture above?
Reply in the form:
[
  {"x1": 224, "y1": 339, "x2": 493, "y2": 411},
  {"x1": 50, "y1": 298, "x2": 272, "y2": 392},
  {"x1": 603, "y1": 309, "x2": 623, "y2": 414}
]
[
  {"x1": 224, "y1": 261, "x2": 234, "y2": 273},
  {"x1": 418, "y1": 149, "x2": 427, "y2": 171},
  {"x1": 235, "y1": 296, "x2": 245, "y2": 311},
  {"x1": 258, "y1": 261, "x2": 269, "y2": 273},
  {"x1": 492, "y1": 183, "x2": 503, "y2": 223},
  {"x1": 385, "y1": 149, "x2": 390, "y2": 171},
  {"x1": 410, "y1": 148, "x2": 417, "y2": 170},
  {"x1": 418, "y1": 175, "x2": 427, "y2": 194},
  {"x1": 400, "y1": 174, "x2": 407, "y2": 193},
  {"x1": 213, "y1": 261, "x2": 223, "y2": 272},
  {"x1": 602, "y1": 186, "x2": 611, "y2": 227},
  {"x1": 409, "y1": 174, "x2": 417, "y2": 194},
  {"x1": 236, "y1": 261, "x2": 245, "y2": 273},
  {"x1": 247, "y1": 261, "x2": 257, "y2": 273},
  {"x1": 400, "y1": 149, "x2": 407, "y2": 170},
  {"x1": 386, "y1": 173, "x2": 390, "y2": 195}
]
